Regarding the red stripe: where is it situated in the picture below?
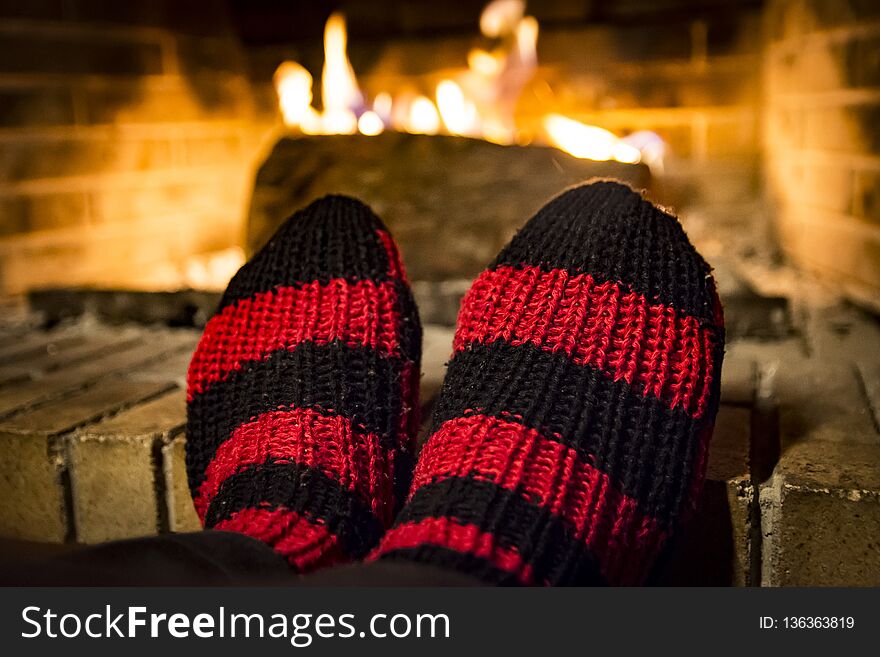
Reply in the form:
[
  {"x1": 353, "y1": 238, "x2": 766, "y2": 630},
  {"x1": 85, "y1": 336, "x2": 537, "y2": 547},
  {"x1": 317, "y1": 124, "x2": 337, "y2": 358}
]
[
  {"x1": 372, "y1": 517, "x2": 536, "y2": 585},
  {"x1": 376, "y1": 229, "x2": 408, "y2": 282},
  {"x1": 187, "y1": 278, "x2": 402, "y2": 398},
  {"x1": 194, "y1": 407, "x2": 395, "y2": 525},
  {"x1": 213, "y1": 507, "x2": 346, "y2": 571},
  {"x1": 411, "y1": 414, "x2": 666, "y2": 585},
  {"x1": 453, "y1": 265, "x2": 719, "y2": 418}
]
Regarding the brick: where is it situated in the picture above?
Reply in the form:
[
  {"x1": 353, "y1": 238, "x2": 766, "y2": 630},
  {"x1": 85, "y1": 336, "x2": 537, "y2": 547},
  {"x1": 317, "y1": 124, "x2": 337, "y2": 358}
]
[
  {"x1": 0, "y1": 431, "x2": 66, "y2": 541},
  {"x1": 0, "y1": 211, "x2": 244, "y2": 295},
  {"x1": 792, "y1": 38, "x2": 849, "y2": 93},
  {"x1": 0, "y1": 0, "x2": 66, "y2": 20},
  {"x1": 0, "y1": 88, "x2": 75, "y2": 128},
  {"x1": 162, "y1": 436, "x2": 201, "y2": 533},
  {"x1": 0, "y1": 192, "x2": 89, "y2": 237},
  {"x1": 765, "y1": 106, "x2": 804, "y2": 150},
  {"x1": 776, "y1": 207, "x2": 880, "y2": 293},
  {"x1": 853, "y1": 33, "x2": 880, "y2": 88},
  {"x1": 803, "y1": 104, "x2": 880, "y2": 154},
  {"x1": 853, "y1": 168, "x2": 880, "y2": 224},
  {"x1": 127, "y1": 347, "x2": 194, "y2": 387},
  {"x1": 66, "y1": 433, "x2": 157, "y2": 543},
  {"x1": 88, "y1": 177, "x2": 242, "y2": 225},
  {"x1": 182, "y1": 136, "x2": 247, "y2": 167},
  {"x1": 82, "y1": 387, "x2": 185, "y2": 437},
  {"x1": 579, "y1": 65, "x2": 758, "y2": 110},
  {"x1": 0, "y1": 138, "x2": 173, "y2": 182},
  {"x1": 0, "y1": 378, "x2": 172, "y2": 435},
  {"x1": 764, "y1": 440, "x2": 880, "y2": 586},
  {"x1": 759, "y1": 357, "x2": 880, "y2": 586},
  {"x1": 69, "y1": 0, "x2": 232, "y2": 34},
  {"x1": 0, "y1": 33, "x2": 163, "y2": 76},
  {"x1": 0, "y1": 332, "x2": 192, "y2": 417},
  {"x1": 539, "y1": 21, "x2": 694, "y2": 70},
  {"x1": 721, "y1": 354, "x2": 755, "y2": 406},
  {"x1": 0, "y1": 329, "x2": 87, "y2": 364},
  {"x1": 69, "y1": 390, "x2": 186, "y2": 543},
  {"x1": 82, "y1": 77, "x2": 249, "y2": 124},
  {"x1": 777, "y1": 361, "x2": 878, "y2": 445},
  {"x1": 706, "y1": 11, "x2": 764, "y2": 57},
  {"x1": 801, "y1": 0, "x2": 880, "y2": 30},
  {"x1": 0, "y1": 331, "x2": 141, "y2": 385},
  {"x1": 175, "y1": 34, "x2": 246, "y2": 76},
  {"x1": 705, "y1": 115, "x2": 759, "y2": 157},
  {"x1": 800, "y1": 162, "x2": 855, "y2": 215}
]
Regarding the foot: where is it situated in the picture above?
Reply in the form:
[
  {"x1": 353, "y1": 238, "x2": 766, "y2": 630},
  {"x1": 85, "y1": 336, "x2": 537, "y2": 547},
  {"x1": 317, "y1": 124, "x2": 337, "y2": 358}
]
[
  {"x1": 186, "y1": 195, "x2": 421, "y2": 571},
  {"x1": 372, "y1": 181, "x2": 724, "y2": 585}
]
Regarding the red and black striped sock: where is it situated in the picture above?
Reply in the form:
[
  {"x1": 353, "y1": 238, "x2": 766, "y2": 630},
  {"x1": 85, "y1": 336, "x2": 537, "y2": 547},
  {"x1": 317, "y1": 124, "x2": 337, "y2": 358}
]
[
  {"x1": 371, "y1": 180, "x2": 725, "y2": 586},
  {"x1": 185, "y1": 195, "x2": 421, "y2": 572}
]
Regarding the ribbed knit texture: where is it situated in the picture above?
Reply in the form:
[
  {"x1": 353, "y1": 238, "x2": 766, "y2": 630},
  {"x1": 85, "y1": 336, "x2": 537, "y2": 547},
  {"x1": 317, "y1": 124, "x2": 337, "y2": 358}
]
[
  {"x1": 371, "y1": 180, "x2": 725, "y2": 586},
  {"x1": 186, "y1": 195, "x2": 421, "y2": 572}
]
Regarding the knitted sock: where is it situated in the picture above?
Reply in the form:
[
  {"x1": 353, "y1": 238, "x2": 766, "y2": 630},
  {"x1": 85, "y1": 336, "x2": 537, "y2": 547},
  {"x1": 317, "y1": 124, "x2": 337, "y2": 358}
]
[
  {"x1": 372, "y1": 180, "x2": 724, "y2": 586},
  {"x1": 185, "y1": 195, "x2": 421, "y2": 572}
]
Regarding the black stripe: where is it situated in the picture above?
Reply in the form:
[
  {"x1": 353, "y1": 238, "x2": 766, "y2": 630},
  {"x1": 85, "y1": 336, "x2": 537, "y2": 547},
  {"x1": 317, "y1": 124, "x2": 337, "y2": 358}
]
[
  {"x1": 393, "y1": 279, "x2": 422, "y2": 366},
  {"x1": 492, "y1": 181, "x2": 718, "y2": 324},
  {"x1": 204, "y1": 459, "x2": 384, "y2": 558},
  {"x1": 431, "y1": 341, "x2": 705, "y2": 525},
  {"x1": 393, "y1": 475, "x2": 606, "y2": 586},
  {"x1": 378, "y1": 545, "x2": 525, "y2": 586},
  {"x1": 186, "y1": 340, "x2": 406, "y2": 491},
  {"x1": 223, "y1": 195, "x2": 391, "y2": 309}
]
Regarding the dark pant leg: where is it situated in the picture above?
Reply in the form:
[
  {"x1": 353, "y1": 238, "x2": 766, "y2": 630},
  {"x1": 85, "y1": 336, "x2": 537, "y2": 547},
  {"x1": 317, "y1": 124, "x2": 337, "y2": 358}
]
[{"x1": 0, "y1": 532, "x2": 483, "y2": 586}]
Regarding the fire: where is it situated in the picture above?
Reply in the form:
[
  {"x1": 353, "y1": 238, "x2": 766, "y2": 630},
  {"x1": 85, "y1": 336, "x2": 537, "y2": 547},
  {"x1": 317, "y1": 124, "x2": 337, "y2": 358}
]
[
  {"x1": 436, "y1": 80, "x2": 479, "y2": 137},
  {"x1": 273, "y1": 12, "x2": 361, "y2": 135},
  {"x1": 273, "y1": 3, "x2": 660, "y2": 167},
  {"x1": 357, "y1": 111, "x2": 384, "y2": 136},
  {"x1": 545, "y1": 115, "x2": 641, "y2": 164},
  {"x1": 320, "y1": 12, "x2": 361, "y2": 134},
  {"x1": 407, "y1": 96, "x2": 441, "y2": 135}
]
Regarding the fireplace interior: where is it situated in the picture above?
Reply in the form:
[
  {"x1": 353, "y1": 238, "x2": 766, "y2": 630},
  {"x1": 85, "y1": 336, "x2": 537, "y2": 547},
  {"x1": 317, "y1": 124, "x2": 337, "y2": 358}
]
[{"x1": 0, "y1": 0, "x2": 878, "y2": 586}]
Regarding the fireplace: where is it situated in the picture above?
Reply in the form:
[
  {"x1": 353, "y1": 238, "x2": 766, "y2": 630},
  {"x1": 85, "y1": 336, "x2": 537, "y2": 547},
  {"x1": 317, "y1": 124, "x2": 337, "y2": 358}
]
[
  {"x1": 2, "y1": 0, "x2": 877, "y2": 308},
  {"x1": 0, "y1": 0, "x2": 878, "y2": 587}
]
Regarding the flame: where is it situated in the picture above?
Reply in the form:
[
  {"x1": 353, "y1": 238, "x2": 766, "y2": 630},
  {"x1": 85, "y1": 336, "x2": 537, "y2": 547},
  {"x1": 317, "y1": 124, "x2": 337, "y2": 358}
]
[
  {"x1": 273, "y1": 4, "x2": 663, "y2": 168},
  {"x1": 407, "y1": 95, "x2": 441, "y2": 134},
  {"x1": 544, "y1": 114, "x2": 641, "y2": 164},
  {"x1": 274, "y1": 61, "x2": 313, "y2": 127},
  {"x1": 480, "y1": 0, "x2": 525, "y2": 37},
  {"x1": 515, "y1": 15, "x2": 538, "y2": 66},
  {"x1": 274, "y1": 12, "x2": 361, "y2": 135},
  {"x1": 467, "y1": 49, "x2": 502, "y2": 76},
  {"x1": 373, "y1": 92, "x2": 393, "y2": 122},
  {"x1": 436, "y1": 80, "x2": 479, "y2": 136},
  {"x1": 321, "y1": 12, "x2": 361, "y2": 133},
  {"x1": 357, "y1": 110, "x2": 384, "y2": 136}
]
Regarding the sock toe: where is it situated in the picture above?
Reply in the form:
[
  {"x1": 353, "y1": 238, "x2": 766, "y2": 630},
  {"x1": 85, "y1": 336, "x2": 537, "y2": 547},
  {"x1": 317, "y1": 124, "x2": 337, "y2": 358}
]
[
  {"x1": 493, "y1": 180, "x2": 720, "y2": 325},
  {"x1": 222, "y1": 194, "x2": 404, "y2": 308}
]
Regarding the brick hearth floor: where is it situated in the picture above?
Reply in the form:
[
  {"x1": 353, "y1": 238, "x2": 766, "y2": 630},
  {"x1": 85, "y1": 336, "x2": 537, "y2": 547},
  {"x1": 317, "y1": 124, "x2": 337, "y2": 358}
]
[{"x1": 0, "y1": 295, "x2": 878, "y2": 586}]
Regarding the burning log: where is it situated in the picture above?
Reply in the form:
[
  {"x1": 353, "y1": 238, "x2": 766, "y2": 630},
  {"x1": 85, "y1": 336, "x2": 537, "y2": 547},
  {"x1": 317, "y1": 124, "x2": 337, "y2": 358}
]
[{"x1": 247, "y1": 132, "x2": 650, "y2": 282}]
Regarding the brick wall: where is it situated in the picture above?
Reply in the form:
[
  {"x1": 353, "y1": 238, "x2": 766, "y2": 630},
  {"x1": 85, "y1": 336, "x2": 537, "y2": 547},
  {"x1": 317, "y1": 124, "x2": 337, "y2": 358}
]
[
  {"x1": 0, "y1": 1, "x2": 272, "y2": 298},
  {"x1": 764, "y1": 0, "x2": 880, "y2": 310}
]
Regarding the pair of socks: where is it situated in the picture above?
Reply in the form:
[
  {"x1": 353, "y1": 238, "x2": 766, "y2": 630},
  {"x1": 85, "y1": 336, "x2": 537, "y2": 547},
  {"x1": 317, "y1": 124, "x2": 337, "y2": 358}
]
[{"x1": 185, "y1": 181, "x2": 725, "y2": 585}]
